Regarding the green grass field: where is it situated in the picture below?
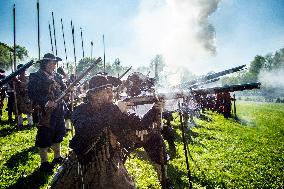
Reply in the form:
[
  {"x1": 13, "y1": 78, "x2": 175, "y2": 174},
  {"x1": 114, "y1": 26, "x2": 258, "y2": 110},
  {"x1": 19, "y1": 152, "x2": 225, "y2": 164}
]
[{"x1": 0, "y1": 101, "x2": 283, "y2": 189}]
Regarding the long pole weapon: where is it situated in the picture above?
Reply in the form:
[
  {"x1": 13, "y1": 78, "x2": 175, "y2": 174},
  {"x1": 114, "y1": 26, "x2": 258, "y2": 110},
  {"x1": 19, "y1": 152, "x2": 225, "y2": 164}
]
[
  {"x1": 48, "y1": 22, "x2": 54, "y2": 54},
  {"x1": 178, "y1": 103, "x2": 193, "y2": 189},
  {"x1": 90, "y1": 41, "x2": 93, "y2": 59},
  {"x1": 71, "y1": 20, "x2": 77, "y2": 76},
  {"x1": 52, "y1": 12, "x2": 58, "y2": 67},
  {"x1": 13, "y1": 4, "x2": 19, "y2": 126},
  {"x1": 61, "y1": 18, "x2": 68, "y2": 68},
  {"x1": 103, "y1": 34, "x2": 106, "y2": 74},
  {"x1": 37, "y1": 0, "x2": 40, "y2": 59},
  {"x1": 80, "y1": 27, "x2": 85, "y2": 59}
]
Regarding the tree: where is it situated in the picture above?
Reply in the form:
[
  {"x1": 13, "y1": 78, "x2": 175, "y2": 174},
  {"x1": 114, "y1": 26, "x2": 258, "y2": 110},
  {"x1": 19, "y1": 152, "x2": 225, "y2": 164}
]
[{"x1": 0, "y1": 42, "x2": 28, "y2": 69}]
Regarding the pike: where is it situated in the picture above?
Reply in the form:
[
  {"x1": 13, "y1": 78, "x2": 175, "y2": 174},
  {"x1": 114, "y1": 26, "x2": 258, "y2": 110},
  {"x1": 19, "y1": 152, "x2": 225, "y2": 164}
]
[
  {"x1": 48, "y1": 22, "x2": 54, "y2": 54},
  {"x1": 52, "y1": 12, "x2": 58, "y2": 57},
  {"x1": 90, "y1": 41, "x2": 94, "y2": 59},
  {"x1": 71, "y1": 20, "x2": 77, "y2": 75},
  {"x1": 178, "y1": 102, "x2": 193, "y2": 189},
  {"x1": 13, "y1": 4, "x2": 19, "y2": 125},
  {"x1": 103, "y1": 34, "x2": 106, "y2": 74},
  {"x1": 37, "y1": 0, "x2": 40, "y2": 59},
  {"x1": 80, "y1": 27, "x2": 85, "y2": 58},
  {"x1": 61, "y1": 18, "x2": 68, "y2": 68}
]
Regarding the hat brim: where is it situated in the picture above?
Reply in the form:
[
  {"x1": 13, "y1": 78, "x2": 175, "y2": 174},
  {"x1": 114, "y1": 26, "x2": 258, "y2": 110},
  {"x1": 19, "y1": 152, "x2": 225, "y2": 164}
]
[
  {"x1": 39, "y1": 56, "x2": 62, "y2": 63},
  {"x1": 87, "y1": 84, "x2": 113, "y2": 94}
]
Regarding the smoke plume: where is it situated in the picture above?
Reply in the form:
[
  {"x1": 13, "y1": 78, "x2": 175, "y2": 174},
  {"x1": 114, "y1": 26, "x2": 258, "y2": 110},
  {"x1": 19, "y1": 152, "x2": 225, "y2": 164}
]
[{"x1": 127, "y1": 0, "x2": 220, "y2": 73}]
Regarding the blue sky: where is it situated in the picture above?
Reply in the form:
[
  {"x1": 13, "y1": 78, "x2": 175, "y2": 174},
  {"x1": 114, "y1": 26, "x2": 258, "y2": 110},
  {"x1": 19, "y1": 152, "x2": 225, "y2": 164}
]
[{"x1": 0, "y1": 0, "x2": 283, "y2": 74}]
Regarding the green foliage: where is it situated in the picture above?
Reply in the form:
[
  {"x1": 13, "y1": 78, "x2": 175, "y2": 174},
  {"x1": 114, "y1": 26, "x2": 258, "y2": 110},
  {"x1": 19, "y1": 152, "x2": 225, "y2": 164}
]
[
  {"x1": 0, "y1": 42, "x2": 28, "y2": 69},
  {"x1": 0, "y1": 101, "x2": 283, "y2": 188},
  {"x1": 76, "y1": 57, "x2": 131, "y2": 79}
]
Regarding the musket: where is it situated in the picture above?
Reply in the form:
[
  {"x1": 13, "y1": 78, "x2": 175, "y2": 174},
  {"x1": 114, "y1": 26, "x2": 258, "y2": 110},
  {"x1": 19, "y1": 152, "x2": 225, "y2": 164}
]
[
  {"x1": 192, "y1": 82, "x2": 261, "y2": 95},
  {"x1": 188, "y1": 78, "x2": 220, "y2": 89},
  {"x1": 80, "y1": 27, "x2": 85, "y2": 59},
  {"x1": 55, "y1": 57, "x2": 102, "y2": 102},
  {"x1": 119, "y1": 66, "x2": 132, "y2": 79},
  {"x1": 61, "y1": 18, "x2": 68, "y2": 68},
  {"x1": 0, "y1": 60, "x2": 34, "y2": 87},
  {"x1": 183, "y1": 64, "x2": 246, "y2": 88},
  {"x1": 39, "y1": 57, "x2": 102, "y2": 128},
  {"x1": 48, "y1": 22, "x2": 54, "y2": 54},
  {"x1": 37, "y1": 0, "x2": 40, "y2": 59}
]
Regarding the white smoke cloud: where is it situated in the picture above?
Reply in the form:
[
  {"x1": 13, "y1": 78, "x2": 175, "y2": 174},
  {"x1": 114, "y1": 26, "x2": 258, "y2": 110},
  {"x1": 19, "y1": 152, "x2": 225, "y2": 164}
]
[
  {"x1": 258, "y1": 69, "x2": 284, "y2": 89},
  {"x1": 126, "y1": 0, "x2": 220, "y2": 74}
]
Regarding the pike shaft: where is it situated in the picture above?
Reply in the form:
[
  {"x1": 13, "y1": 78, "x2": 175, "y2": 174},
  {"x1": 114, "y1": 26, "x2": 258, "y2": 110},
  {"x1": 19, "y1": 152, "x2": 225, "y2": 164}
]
[
  {"x1": 80, "y1": 28, "x2": 85, "y2": 58},
  {"x1": 52, "y1": 12, "x2": 58, "y2": 56},
  {"x1": 103, "y1": 34, "x2": 105, "y2": 73},
  {"x1": 13, "y1": 4, "x2": 16, "y2": 71},
  {"x1": 91, "y1": 41, "x2": 93, "y2": 59},
  {"x1": 37, "y1": 0, "x2": 40, "y2": 59},
  {"x1": 49, "y1": 22, "x2": 54, "y2": 54},
  {"x1": 61, "y1": 18, "x2": 68, "y2": 67},
  {"x1": 71, "y1": 21, "x2": 77, "y2": 75}
]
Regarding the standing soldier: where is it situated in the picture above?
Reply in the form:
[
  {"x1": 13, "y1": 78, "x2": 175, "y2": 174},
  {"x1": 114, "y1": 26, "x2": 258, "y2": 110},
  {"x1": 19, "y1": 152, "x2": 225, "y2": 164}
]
[
  {"x1": 28, "y1": 53, "x2": 66, "y2": 172},
  {"x1": 15, "y1": 64, "x2": 33, "y2": 127},
  {"x1": 223, "y1": 91, "x2": 232, "y2": 118},
  {"x1": 0, "y1": 69, "x2": 6, "y2": 121},
  {"x1": 50, "y1": 75, "x2": 164, "y2": 188}
]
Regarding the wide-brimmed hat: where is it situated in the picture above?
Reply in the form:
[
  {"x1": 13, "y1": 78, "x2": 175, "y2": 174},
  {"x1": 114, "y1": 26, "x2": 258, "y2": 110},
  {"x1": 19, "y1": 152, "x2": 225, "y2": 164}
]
[
  {"x1": 87, "y1": 75, "x2": 113, "y2": 94},
  {"x1": 40, "y1": 53, "x2": 62, "y2": 63}
]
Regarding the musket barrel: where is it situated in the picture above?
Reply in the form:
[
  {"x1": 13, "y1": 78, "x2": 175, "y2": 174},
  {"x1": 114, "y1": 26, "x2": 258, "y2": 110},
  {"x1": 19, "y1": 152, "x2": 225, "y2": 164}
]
[{"x1": 0, "y1": 60, "x2": 34, "y2": 87}]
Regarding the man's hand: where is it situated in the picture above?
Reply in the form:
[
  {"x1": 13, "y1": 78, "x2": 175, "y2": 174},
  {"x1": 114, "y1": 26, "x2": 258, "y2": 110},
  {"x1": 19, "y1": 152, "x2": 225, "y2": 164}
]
[
  {"x1": 45, "y1": 100, "x2": 57, "y2": 109},
  {"x1": 117, "y1": 101, "x2": 134, "y2": 113}
]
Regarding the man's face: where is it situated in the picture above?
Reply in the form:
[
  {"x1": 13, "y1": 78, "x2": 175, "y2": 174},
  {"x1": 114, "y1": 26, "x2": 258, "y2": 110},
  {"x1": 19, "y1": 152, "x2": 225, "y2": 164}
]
[
  {"x1": 45, "y1": 61, "x2": 57, "y2": 74},
  {"x1": 90, "y1": 87, "x2": 113, "y2": 107}
]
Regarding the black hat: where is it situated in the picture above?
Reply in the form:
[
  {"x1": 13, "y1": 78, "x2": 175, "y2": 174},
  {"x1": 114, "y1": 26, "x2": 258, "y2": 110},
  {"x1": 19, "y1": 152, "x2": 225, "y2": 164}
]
[
  {"x1": 87, "y1": 75, "x2": 112, "y2": 94},
  {"x1": 0, "y1": 68, "x2": 5, "y2": 73},
  {"x1": 40, "y1": 53, "x2": 62, "y2": 63}
]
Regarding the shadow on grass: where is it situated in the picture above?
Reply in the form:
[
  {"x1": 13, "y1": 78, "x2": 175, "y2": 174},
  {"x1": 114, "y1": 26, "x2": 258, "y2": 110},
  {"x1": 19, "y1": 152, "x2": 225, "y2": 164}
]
[
  {"x1": 7, "y1": 168, "x2": 53, "y2": 189},
  {"x1": 0, "y1": 124, "x2": 33, "y2": 138},
  {"x1": 5, "y1": 146, "x2": 38, "y2": 168},
  {"x1": 198, "y1": 114, "x2": 212, "y2": 122},
  {"x1": 168, "y1": 163, "x2": 227, "y2": 189}
]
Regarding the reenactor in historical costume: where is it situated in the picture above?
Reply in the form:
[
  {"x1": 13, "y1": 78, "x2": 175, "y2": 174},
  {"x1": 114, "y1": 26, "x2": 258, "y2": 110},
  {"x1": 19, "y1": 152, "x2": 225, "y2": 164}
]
[
  {"x1": 223, "y1": 91, "x2": 232, "y2": 118},
  {"x1": 215, "y1": 92, "x2": 223, "y2": 113},
  {"x1": 7, "y1": 80, "x2": 15, "y2": 124},
  {"x1": 28, "y1": 53, "x2": 66, "y2": 172},
  {"x1": 50, "y1": 75, "x2": 164, "y2": 189},
  {"x1": 14, "y1": 64, "x2": 33, "y2": 127},
  {"x1": 0, "y1": 69, "x2": 6, "y2": 121}
]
